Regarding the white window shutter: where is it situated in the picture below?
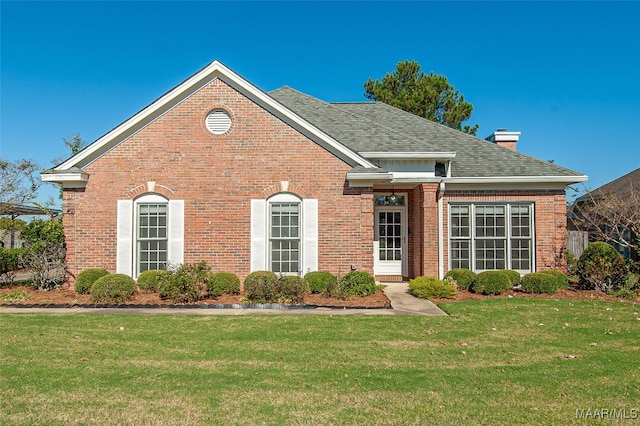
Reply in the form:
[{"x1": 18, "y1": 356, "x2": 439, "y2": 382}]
[
  {"x1": 303, "y1": 199, "x2": 318, "y2": 273},
  {"x1": 116, "y1": 200, "x2": 133, "y2": 275},
  {"x1": 250, "y1": 199, "x2": 267, "y2": 271},
  {"x1": 167, "y1": 200, "x2": 184, "y2": 267}
]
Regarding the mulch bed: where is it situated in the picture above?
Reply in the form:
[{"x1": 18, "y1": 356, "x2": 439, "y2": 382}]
[{"x1": 0, "y1": 285, "x2": 392, "y2": 309}]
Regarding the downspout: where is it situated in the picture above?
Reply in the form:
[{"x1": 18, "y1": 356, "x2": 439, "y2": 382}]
[{"x1": 437, "y1": 180, "x2": 445, "y2": 279}]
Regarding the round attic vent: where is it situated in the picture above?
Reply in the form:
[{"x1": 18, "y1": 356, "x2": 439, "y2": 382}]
[{"x1": 205, "y1": 109, "x2": 232, "y2": 134}]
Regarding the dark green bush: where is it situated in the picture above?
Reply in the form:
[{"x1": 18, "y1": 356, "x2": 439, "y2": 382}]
[
  {"x1": 339, "y1": 271, "x2": 377, "y2": 296},
  {"x1": 504, "y1": 270, "x2": 522, "y2": 286},
  {"x1": 0, "y1": 248, "x2": 25, "y2": 274},
  {"x1": 538, "y1": 269, "x2": 569, "y2": 289},
  {"x1": 409, "y1": 276, "x2": 456, "y2": 299},
  {"x1": 157, "y1": 263, "x2": 209, "y2": 303},
  {"x1": 244, "y1": 271, "x2": 278, "y2": 303},
  {"x1": 275, "y1": 275, "x2": 309, "y2": 304},
  {"x1": 207, "y1": 272, "x2": 240, "y2": 297},
  {"x1": 444, "y1": 268, "x2": 476, "y2": 290},
  {"x1": 137, "y1": 269, "x2": 170, "y2": 292},
  {"x1": 90, "y1": 274, "x2": 135, "y2": 303},
  {"x1": 304, "y1": 271, "x2": 337, "y2": 294},
  {"x1": 521, "y1": 272, "x2": 563, "y2": 294},
  {"x1": 577, "y1": 242, "x2": 628, "y2": 292},
  {"x1": 471, "y1": 271, "x2": 512, "y2": 295},
  {"x1": 75, "y1": 268, "x2": 110, "y2": 294}
]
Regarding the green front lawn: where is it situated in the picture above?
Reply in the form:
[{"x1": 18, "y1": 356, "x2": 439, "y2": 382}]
[{"x1": 1, "y1": 299, "x2": 638, "y2": 425}]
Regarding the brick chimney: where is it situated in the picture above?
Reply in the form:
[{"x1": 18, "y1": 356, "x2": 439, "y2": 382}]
[{"x1": 485, "y1": 128, "x2": 521, "y2": 151}]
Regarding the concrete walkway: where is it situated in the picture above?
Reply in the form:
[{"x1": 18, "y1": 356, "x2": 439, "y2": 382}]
[{"x1": 0, "y1": 281, "x2": 447, "y2": 316}]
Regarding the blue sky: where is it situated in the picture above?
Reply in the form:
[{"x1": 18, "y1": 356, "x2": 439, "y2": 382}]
[{"x1": 1, "y1": 1, "x2": 639, "y2": 207}]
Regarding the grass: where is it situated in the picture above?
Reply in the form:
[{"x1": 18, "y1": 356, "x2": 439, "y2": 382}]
[{"x1": 1, "y1": 298, "x2": 639, "y2": 425}]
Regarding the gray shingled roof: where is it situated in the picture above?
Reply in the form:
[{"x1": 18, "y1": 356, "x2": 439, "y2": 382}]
[{"x1": 269, "y1": 86, "x2": 584, "y2": 179}]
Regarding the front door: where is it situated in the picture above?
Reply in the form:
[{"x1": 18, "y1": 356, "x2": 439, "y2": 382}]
[{"x1": 374, "y1": 206, "x2": 407, "y2": 276}]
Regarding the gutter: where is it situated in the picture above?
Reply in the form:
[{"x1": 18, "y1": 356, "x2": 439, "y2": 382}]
[{"x1": 437, "y1": 180, "x2": 445, "y2": 280}]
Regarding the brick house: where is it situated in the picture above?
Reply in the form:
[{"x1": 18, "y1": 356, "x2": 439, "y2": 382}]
[{"x1": 42, "y1": 60, "x2": 587, "y2": 284}]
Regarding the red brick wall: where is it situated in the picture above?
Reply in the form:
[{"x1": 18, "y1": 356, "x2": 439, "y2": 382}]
[{"x1": 62, "y1": 79, "x2": 372, "y2": 283}]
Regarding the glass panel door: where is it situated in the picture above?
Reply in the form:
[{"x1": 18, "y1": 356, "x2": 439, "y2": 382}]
[{"x1": 374, "y1": 206, "x2": 406, "y2": 276}]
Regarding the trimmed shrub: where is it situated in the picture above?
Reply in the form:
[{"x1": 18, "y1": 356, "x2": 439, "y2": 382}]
[
  {"x1": 90, "y1": 274, "x2": 135, "y2": 303},
  {"x1": 504, "y1": 270, "x2": 522, "y2": 286},
  {"x1": 521, "y1": 272, "x2": 562, "y2": 294},
  {"x1": 577, "y1": 242, "x2": 628, "y2": 292},
  {"x1": 75, "y1": 268, "x2": 110, "y2": 294},
  {"x1": 304, "y1": 271, "x2": 337, "y2": 294},
  {"x1": 244, "y1": 271, "x2": 278, "y2": 303},
  {"x1": 339, "y1": 271, "x2": 377, "y2": 296},
  {"x1": 157, "y1": 263, "x2": 209, "y2": 303},
  {"x1": 538, "y1": 269, "x2": 569, "y2": 289},
  {"x1": 207, "y1": 272, "x2": 241, "y2": 297},
  {"x1": 275, "y1": 275, "x2": 309, "y2": 304},
  {"x1": 409, "y1": 276, "x2": 456, "y2": 299},
  {"x1": 137, "y1": 269, "x2": 170, "y2": 292},
  {"x1": 444, "y1": 268, "x2": 476, "y2": 290},
  {"x1": 471, "y1": 271, "x2": 512, "y2": 295}
]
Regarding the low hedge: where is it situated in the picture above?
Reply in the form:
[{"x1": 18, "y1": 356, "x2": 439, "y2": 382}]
[
  {"x1": 521, "y1": 271, "x2": 566, "y2": 295},
  {"x1": 75, "y1": 268, "x2": 110, "y2": 294},
  {"x1": 0, "y1": 248, "x2": 25, "y2": 275},
  {"x1": 339, "y1": 271, "x2": 377, "y2": 296},
  {"x1": 504, "y1": 270, "x2": 522, "y2": 286},
  {"x1": 90, "y1": 274, "x2": 136, "y2": 303},
  {"x1": 244, "y1": 271, "x2": 279, "y2": 303},
  {"x1": 304, "y1": 271, "x2": 337, "y2": 294},
  {"x1": 471, "y1": 271, "x2": 513, "y2": 295},
  {"x1": 444, "y1": 269, "x2": 476, "y2": 290},
  {"x1": 409, "y1": 276, "x2": 456, "y2": 299},
  {"x1": 207, "y1": 272, "x2": 241, "y2": 297},
  {"x1": 275, "y1": 275, "x2": 309, "y2": 304},
  {"x1": 137, "y1": 269, "x2": 170, "y2": 292}
]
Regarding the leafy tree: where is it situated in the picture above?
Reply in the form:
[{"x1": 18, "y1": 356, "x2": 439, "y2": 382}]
[
  {"x1": 0, "y1": 157, "x2": 41, "y2": 213},
  {"x1": 364, "y1": 60, "x2": 479, "y2": 135},
  {"x1": 20, "y1": 218, "x2": 65, "y2": 290},
  {"x1": 52, "y1": 133, "x2": 88, "y2": 166}
]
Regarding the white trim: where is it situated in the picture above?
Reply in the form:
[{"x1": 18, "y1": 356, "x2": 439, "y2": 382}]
[
  {"x1": 361, "y1": 152, "x2": 457, "y2": 160},
  {"x1": 41, "y1": 171, "x2": 89, "y2": 188},
  {"x1": 250, "y1": 199, "x2": 267, "y2": 272},
  {"x1": 373, "y1": 197, "x2": 408, "y2": 277},
  {"x1": 54, "y1": 60, "x2": 375, "y2": 171},
  {"x1": 116, "y1": 200, "x2": 133, "y2": 275},
  {"x1": 167, "y1": 200, "x2": 184, "y2": 267}
]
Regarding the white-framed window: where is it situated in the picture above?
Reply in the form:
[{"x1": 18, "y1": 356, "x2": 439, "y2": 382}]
[
  {"x1": 251, "y1": 194, "x2": 317, "y2": 275},
  {"x1": 137, "y1": 201, "x2": 168, "y2": 274},
  {"x1": 270, "y1": 197, "x2": 301, "y2": 274},
  {"x1": 450, "y1": 203, "x2": 534, "y2": 273},
  {"x1": 116, "y1": 195, "x2": 184, "y2": 278}
]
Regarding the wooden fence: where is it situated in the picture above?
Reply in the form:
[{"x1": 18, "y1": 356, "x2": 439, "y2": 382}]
[{"x1": 567, "y1": 230, "x2": 588, "y2": 258}]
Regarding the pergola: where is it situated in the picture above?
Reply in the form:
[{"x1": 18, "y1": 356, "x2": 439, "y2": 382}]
[{"x1": 0, "y1": 202, "x2": 61, "y2": 249}]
